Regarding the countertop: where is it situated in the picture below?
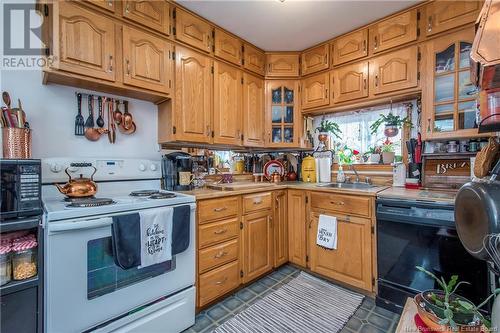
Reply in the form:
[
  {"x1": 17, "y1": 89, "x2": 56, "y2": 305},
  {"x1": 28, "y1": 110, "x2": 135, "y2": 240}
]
[
  {"x1": 180, "y1": 181, "x2": 388, "y2": 200},
  {"x1": 377, "y1": 187, "x2": 457, "y2": 204}
]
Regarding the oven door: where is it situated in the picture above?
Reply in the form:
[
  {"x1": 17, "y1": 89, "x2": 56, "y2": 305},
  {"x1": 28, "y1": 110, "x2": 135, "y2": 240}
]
[
  {"x1": 45, "y1": 203, "x2": 195, "y2": 333},
  {"x1": 377, "y1": 207, "x2": 489, "y2": 310}
]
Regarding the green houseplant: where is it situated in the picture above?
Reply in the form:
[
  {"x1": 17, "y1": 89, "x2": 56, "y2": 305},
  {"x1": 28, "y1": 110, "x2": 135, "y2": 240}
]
[
  {"x1": 370, "y1": 113, "x2": 412, "y2": 137},
  {"x1": 364, "y1": 145, "x2": 381, "y2": 164},
  {"x1": 381, "y1": 139, "x2": 395, "y2": 164},
  {"x1": 316, "y1": 119, "x2": 342, "y2": 142}
]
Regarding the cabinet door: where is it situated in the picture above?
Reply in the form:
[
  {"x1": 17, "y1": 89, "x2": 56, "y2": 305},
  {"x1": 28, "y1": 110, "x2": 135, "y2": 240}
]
[
  {"x1": 425, "y1": 1, "x2": 481, "y2": 36},
  {"x1": 266, "y1": 54, "x2": 300, "y2": 77},
  {"x1": 122, "y1": 26, "x2": 173, "y2": 94},
  {"x1": 422, "y1": 28, "x2": 479, "y2": 140},
  {"x1": 301, "y1": 44, "x2": 329, "y2": 76},
  {"x1": 52, "y1": 1, "x2": 116, "y2": 82},
  {"x1": 242, "y1": 210, "x2": 273, "y2": 283},
  {"x1": 242, "y1": 73, "x2": 265, "y2": 147},
  {"x1": 369, "y1": 45, "x2": 419, "y2": 96},
  {"x1": 266, "y1": 80, "x2": 300, "y2": 147},
  {"x1": 332, "y1": 29, "x2": 368, "y2": 66},
  {"x1": 84, "y1": 0, "x2": 115, "y2": 13},
  {"x1": 174, "y1": 46, "x2": 212, "y2": 143},
  {"x1": 273, "y1": 190, "x2": 288, "y2": 267},
  {"x1": 123, "y1": 1, "x2": 170, "y2": 35},
  {"x1": 370, "y1": 10, "x2": 417, "y2": 54},
  {"x1": 302, "y1": 73, "x2": 330, "y2": 109},
  {"x1": 214, "y1": 29, "x2": 242, "y2": 65},
  {"x1": 332, "y1": 62, "x2": 369, "y2": 103},
  {"x1": 309, "y1": 213, "x2": 373, "y2": 291},
  {"x1": 287, "y1": 190, "x2": 307, "y2": 267},
  {"x1": 175, "y1": 8, "x2": 212, "y2": 53},
  {"x1": 213, "y1": 61, "x2": 242, "y2": 145},
  {"x1": 243, "y1": 43, "x2": 266, "y2": 76}
]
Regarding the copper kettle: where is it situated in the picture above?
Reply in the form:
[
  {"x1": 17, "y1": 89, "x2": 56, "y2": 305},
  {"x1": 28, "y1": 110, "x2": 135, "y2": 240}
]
[
  {"x1": 267, "y1": 171, "x2": 282, "y2": 183},
  {"x1": 55, "y1": 163, "x2": 98, "y2": 198}
]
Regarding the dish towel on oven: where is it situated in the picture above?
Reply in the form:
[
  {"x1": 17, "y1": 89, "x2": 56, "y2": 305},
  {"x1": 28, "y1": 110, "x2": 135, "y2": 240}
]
[
  {"x1": 112, "y1": 207, "x2": 175, "y2": 269},
  {"x1": 316, "y1": 214, "x2": 337, "y2": 250}
]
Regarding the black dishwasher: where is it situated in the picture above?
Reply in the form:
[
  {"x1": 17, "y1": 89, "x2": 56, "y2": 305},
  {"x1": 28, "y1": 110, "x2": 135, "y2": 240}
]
[{"x1": 376, "y1": 198, "x2": 490, "y2": 313}]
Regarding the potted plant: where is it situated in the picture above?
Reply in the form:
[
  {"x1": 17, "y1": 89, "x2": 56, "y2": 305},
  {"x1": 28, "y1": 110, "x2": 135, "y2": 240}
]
[
  {"x1": 415, "y1": 266, "x2": 499, "y2": 331},
  {"x1": 364, "y1": 146, "x2": 381, "y2": 164},
  {"x1": 381, "y1": 140, "x2": 395, "y2": 164},
  {"x1": 336, "y1": 145, "x2": 358, "y2": 183},
  {"x1": 370, "y1": 113, "x2": 412, "y2": 137},
  {"x1": 316, "y1": 119, "x2": 341, "y2": 143}
]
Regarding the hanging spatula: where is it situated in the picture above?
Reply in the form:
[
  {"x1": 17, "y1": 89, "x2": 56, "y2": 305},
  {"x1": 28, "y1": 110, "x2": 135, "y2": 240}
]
[{"x1": 75, "y1": 93, "x2": 84, "y2": 136}]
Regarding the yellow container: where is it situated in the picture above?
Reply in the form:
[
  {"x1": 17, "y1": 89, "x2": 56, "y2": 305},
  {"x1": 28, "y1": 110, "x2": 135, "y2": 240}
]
[{"x1": 301, "y1": 156, "x2": 317, "y2": 182}]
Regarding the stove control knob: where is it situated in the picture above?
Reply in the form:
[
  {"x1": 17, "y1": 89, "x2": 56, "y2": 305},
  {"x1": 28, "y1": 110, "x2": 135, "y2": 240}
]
[
  {"x1": 139, "y1": 163, "x2": 146, "y2": 171},
  {"x1": 50, "y1": 163, "x2": 62, "y2": 173},
  {"x1": 150, "y1": 164, "x2": 157, "y2": 171}
]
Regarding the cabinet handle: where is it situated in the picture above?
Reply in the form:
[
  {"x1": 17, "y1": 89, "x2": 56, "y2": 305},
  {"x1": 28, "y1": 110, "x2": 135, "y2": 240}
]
[
  {"x1": 325, "y1": 88, "x2": 328, "y2": 97},
  {"x1": 126, "y1": 59, "x2": 130, "y2": 75},
  {"x1": 363, "y1": 40, "x2": 366, "y2": 52},
  {"x1": 324, "y1": 55, "x2": 328, "y2": 64},
  {"x1": 207, "y1": 36, "x2": 211, "y2": 49},
  {"x1": 363, "y1": 78, "x2": 367, "y2": 90},
  {"x1": 330, "y1": 201, "x2": 345, "y2": 206},
  {"x1": 275, "y1": 197, "x2": 279, "y2": 208},
  {"x1": 374, "y1": 75, "x2": 378, "y2": 87},
  {"x1": 108, "y1": 55, "x2": 113, "y2": 72},
  {"x1": 125, "y1": 3, "x2": 130, "y2": 13},
  {"x1": 107, "y1": 0, "x2": 113, "y2": 7},
  {"x1": 213, "y1": 228, "x2": 227, "y2": 235},
  {"x1": 427, "y1": 16, "x2": 432, "y2": 32},
  {"x1": 253, "y1": 200, "x2": 263, "y2": 205},
  {"x1": 268, "y1": 64, "x2": 271, "y2": 71},
  {"x1": 206, "y1": 125, "x2": 210, "y2": 137},
  {"x1": 213, "y1": 207, "x2": 227, "y2": 212},
  {"x1": 427, "y1": 118, "x2": 431, "y2": 133},
  {"x1": 374, "y1": 36, "x2": 378, "y2": 50},
  {"x1": 269, "y1": 216, "x2": 273, "y2": 228},
  {"x1": 215, "y1": 277, "x2": 228, "y2": 285},
  {"x1": 214, "y1": 251, "x2": 228, "y2": 259}
]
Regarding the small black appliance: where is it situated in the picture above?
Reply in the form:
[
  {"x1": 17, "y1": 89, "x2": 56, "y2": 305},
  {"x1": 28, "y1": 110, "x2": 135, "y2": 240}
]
[{"x1": 161, "y1": 152, "x2": 194, "y2": 191}]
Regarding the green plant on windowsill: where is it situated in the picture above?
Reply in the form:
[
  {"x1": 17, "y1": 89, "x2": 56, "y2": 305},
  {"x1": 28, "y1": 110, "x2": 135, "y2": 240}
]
[
  {"x1": 370, "y1": 113, "x2": 412, "y2": 135},
  {"x1": 381, "y1": 140, "x2": 395, "y2": 153},
  {"x1": 315, "y1": 119, "x2": 342, "y2": 139}
]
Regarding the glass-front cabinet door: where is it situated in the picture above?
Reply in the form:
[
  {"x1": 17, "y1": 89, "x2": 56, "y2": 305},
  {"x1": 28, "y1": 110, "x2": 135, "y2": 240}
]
[
  {"x1": 266, "y1": 80, "x2": 301, "y2": 147},
  {"x1": 423, "y1": 28, "x2": 480, "y2": 140}
]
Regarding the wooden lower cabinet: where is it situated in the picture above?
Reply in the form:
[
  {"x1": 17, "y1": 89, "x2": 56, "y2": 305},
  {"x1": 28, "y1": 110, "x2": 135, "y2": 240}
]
[
  {"x1": 287, "y1": 190, "x2": 307, "y2": 267},
  {"x1": 199, "y1": 261, "x2": 240, "y2": 307},
  {"x1": 273, "y1": 190, "x2": 288, "y2": 267},
  {"x1": 308, "y1": 212, "x2": 373, "y2": 292},
  {"x1": 242, "y1": 210, "x2": 273, "y2": 283},
  {"x1": 199, "y1": 239, "x2": 239, "y2": 274}
]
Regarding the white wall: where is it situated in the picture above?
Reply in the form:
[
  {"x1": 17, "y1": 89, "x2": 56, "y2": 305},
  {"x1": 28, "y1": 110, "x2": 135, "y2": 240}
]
[{"x1": 1, "y1": 70, "x2": 161, "y2": 160}]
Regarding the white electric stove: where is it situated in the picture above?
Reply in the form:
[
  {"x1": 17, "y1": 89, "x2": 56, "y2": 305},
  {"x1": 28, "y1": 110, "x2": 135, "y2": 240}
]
[{"x1": 42, "y1": 158, "x2": 196, "y2": 333}]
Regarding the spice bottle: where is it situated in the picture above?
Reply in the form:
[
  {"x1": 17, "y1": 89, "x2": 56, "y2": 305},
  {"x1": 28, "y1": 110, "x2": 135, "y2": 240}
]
[{"x1": 12, "y1": 235, "x2": 37, "y2": 280}]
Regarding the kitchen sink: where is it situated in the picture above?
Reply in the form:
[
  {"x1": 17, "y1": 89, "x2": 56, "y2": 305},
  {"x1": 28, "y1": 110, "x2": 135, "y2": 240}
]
[{"x1": 316, "y1": 182, "x2": 378, "y2": 190}]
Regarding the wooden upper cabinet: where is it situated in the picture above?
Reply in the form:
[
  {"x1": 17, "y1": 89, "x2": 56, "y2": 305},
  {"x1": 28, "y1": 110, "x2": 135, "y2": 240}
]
[
  {"x1": 52, "y1": 1, "x2": 116, "y2": 82},
  {"x1": 84, "y1": 0, "x2": 115, "y2": 13},
  {"x1": 273, "y1": 190, "x2": 288, "y2": 268},
  {"x1": 369, "y1": 10, "x2": 418, "y2": 54},
  {"x1": 266, "y1": 53, "x2": 300, "y2": 77},
  {"x1": 242, "y1": 210, "x2": 273, "y2": 283},
  {"x1": 425, "y1": 1, "x2": 481, "y2": 36},
  {"x1": 301, "y1": 44, "x2": 329, "y2": 75},
  {"x1": 175, "y1": 8, "x2": 212, "y2": 53},
  {"x1": 213, "y1": 61, "x2": 243, "y2": 146},
  {"x1": 332, "y1": 29, "x2": 368, "y2": 66},
  {"x1": 122, "y1": 26, "x2": 173, "y2": 94},
  {"x1": 287, "y1": 190, "x2": 307, "y2": 267},
  {"x1": 332, "y1": 62, "x2": 369, "y2": 103},
  {"x1": 174, "y1": 46, "x2": 212, "y2": 143},
  {"x1": 214, "y1": 29, "x2": 242, "y2": 65},
  {"x1": 369, "y1": 45, "x2": 419, "y2": 96},
  {"x1": 308, "y1": 213, "x2": 373, "y2": 291},
  {"x1": 242, "y1": 73, "x2": 265, "y2": 147},
  {"x1": 243, "y1": 43, "x2": 266, "y2": 76},
  {"x1": 302, "y1": 73, "x2": 330, "y2": 109},
  {"x1": 122, "y1": 1, "x2": 170, "y2": 35}
]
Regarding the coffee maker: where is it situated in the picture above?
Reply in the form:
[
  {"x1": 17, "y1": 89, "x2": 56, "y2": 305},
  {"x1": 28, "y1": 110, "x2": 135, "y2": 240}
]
[{"x1": 162, "y1": 152, "x2": 194, "y2": 191}]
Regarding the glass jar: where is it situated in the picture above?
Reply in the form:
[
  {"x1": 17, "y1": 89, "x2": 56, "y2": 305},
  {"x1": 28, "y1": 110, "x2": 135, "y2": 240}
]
[
  {"x1": 12, "y1": 238, "x2": 37, "y2": 281},
  {"x1": 0, "y1": 244, "x2": 12, "y2": 286}
]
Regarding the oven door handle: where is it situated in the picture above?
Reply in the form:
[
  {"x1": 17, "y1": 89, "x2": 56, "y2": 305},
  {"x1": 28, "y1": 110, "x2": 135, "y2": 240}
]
[{"x1": 49, "y1": 218, "x2": 113, "y2": 232}]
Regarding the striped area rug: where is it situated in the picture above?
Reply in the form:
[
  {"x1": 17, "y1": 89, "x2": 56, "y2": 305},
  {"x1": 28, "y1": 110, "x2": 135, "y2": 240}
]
[{"x1": 213, "y1": 272, "x2": 364, "y2": 333}]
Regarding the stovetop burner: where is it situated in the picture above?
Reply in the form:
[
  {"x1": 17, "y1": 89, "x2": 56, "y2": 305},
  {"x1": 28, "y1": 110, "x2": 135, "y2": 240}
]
[
  {"x1": 66, "y1": 198, "x2": 115, "y2": 208},
  {"x1": 129, "y1": 190, "x2": 160, "y2": 197},
  {"x1": 149, "y1": 193, "x2": 176, "y2": 199}
]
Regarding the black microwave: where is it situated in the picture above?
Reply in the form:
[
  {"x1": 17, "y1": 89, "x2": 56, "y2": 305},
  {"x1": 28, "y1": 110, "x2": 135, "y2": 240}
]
[{"x1": 1, "y1": 159, "x2": 42, "y2": 220}]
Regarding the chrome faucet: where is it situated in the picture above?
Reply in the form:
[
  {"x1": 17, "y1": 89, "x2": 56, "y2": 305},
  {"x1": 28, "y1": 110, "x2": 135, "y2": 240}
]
[{"x1": 350, "y1": 164, "x2": 360, "y2": 183}]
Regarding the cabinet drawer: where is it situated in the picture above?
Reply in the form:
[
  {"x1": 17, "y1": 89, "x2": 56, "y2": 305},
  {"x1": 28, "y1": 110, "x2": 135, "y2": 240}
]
[
  {"x1": 310, "y1": 192, "x2": 371, "y2": 218},
  {"x1": 199, "y1": 239, "x2": 239, "y2": 273},
  {"x1": 199, "y1": 218, "x2": 239, "y2": 248},
  {"x1": 198, "y1": 197, "x2": 239, "y2": 223},
  {"x1": 242, "y1": 192, "x2": 272, "y2": 214},
  {"x1": 198, "y1": 261, "x2": 240, "y2": 306}
]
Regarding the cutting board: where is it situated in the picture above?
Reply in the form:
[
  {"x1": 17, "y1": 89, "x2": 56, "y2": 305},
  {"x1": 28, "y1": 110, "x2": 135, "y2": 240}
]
[{"x1": 207, "y1": 182, "x2": 277, "y2": 191}]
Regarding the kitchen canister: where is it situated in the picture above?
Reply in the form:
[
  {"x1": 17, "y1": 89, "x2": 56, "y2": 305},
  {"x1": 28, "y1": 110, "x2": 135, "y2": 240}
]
[
  {"x1": 11, "y1": 235, "x2": 38, "y2": 281},
  {"x1": 393, "y1": 163, "x2": 406, "y2": 187},
  {"x1": 0, "y1": 243, "x2": 12, "y2": 286},
  {"x1": 2, "y1": 128, "x2": 32, "y2": 159}
]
